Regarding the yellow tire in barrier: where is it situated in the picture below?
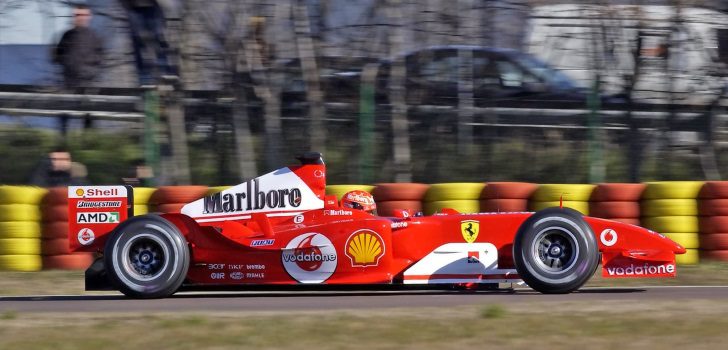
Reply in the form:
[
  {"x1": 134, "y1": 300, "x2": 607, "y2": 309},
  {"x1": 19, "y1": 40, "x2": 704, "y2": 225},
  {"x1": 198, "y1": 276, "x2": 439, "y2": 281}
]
[
  {"x1": 206, "y1": 186, "x2": 231, "y2": 196},
  {"x1": 529, "y1": 201, "x2": 590, "y2": 215},
  {"x1": 0, "y1": 238, "x2": 41, "y2": 255},
  {"x1": 133, "y1": 187, "x2": 156, "y2": 205},
  {"x1": 662, "y1": 232, "x2": 700, "y2": 249},
  {"x1": 642, "y1": 181, "x2": 704, "y2": 199},
  {"x1": 530, "y1": 184, "x2": 595, "y2": 202},
  {"x1": 423, "y1": 200, "x2": 481, "y2": 215},
  {"x1": 0, "y1": 204, "x2": 41, "y2": 222},
  {"x1": 641, "y1": 199, "x2": 698, "y2": 217},
  {"x1": 0, "y1": 222, "x2": 42, "y2": 239},
  {"x1": 423, "y1": 183, "x2": 485, "y2": 202},
  {"x1": 676, "y1": 248, "x2": 699, "y2": 265},
  {"x1": 641, "y1": 216, "x2": 699, "y2": 234},
  {"x1": 133, "y1": 205, "x2": 149, "y2": 216},
  {"x1": 0, "y1": 255, "x2": 42, "y2": 272},
  {"x1": 0, "y1": 186, "x2": 48, "y2": 205},
  {"x1": 326, "y1": 185, "x2": 376, "y2": 201}
]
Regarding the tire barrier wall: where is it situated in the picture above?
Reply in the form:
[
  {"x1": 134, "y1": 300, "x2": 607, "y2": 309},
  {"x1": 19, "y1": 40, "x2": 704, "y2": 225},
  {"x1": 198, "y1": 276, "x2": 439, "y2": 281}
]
[
  {"x1": 479, "y1": 182, "x2": 537, "y2": 212},
  {"x1": 529, "y1": 184, "x2": 595, "y2": 215},
  {"x1": 423, "y1": 183, "x2": 485, "y2": 215},
  {"x1": 3, "y1": 182, "x2": 728, "y2": 271},
  {"x1": 0, "y1": 186, "x2": 46, "y2": 271},
  {"x1": 149, "y1": 186, "x2": 209, "y2": 214},
  {"x1": 133, "y1": 187, "x2": 156, "y2": 216},
  {"x1": 641, "y1": 181, "x2": 704, "y2": 265},
  {"x1": 589, "y1": 183, "x2": 645, "y2": 226},
  {"x1": 326, "y1": 185, "x2": 376, "y2": 202},
  {"x1": 372, "y1": 183, "x2": 429, "y2": 216},
  {"x1": 698, "y1": 181, "x2": 728, "y2": 262}
]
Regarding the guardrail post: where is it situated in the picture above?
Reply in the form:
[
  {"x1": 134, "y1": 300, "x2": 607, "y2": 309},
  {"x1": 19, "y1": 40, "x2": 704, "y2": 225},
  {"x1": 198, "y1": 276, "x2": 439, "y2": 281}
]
[{"x1": 143, "y1": 88, "x2": 161, "y2": 185}]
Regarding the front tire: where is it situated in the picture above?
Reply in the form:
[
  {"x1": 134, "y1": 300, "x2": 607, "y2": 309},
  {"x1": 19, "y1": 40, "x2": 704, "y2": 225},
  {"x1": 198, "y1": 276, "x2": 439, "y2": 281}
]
[
  {"x1": 513, "y1": 207, "x2": 599, "y2": 294},
  {"x1": 104, "y1": 215, "x2": 190, "y2": 298}
]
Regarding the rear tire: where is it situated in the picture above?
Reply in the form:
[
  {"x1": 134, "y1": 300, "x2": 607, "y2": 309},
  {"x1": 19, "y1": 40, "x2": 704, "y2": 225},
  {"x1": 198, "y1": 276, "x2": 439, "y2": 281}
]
[
  {"x1": 513, "y1": 207, "x2": 598, "y2": 294},
  {"x1": 104, "y1": 215, "x2": 189, "y2": 298}
]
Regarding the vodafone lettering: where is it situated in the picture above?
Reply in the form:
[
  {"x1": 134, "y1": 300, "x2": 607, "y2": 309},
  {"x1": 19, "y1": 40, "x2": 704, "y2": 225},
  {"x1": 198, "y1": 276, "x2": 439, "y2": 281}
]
[
  {"x1": 281, "y1": 233, "x2": 337, "y2": 283},
  {"x1": 282, "y1": 251, "x2": 337, "y2": 264},
  {"x1": 605, "y1": 263, "x2": 676, "y2": 276}
]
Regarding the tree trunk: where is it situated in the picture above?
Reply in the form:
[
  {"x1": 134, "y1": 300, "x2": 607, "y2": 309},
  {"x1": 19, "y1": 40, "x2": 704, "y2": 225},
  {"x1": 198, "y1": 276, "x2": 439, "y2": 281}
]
[
  {"x1": 388, "y1": 0, "x2": 412, "y2": 182},
  {"x1": 293, "y1": 0, "x2": 327, "y2": 153}
]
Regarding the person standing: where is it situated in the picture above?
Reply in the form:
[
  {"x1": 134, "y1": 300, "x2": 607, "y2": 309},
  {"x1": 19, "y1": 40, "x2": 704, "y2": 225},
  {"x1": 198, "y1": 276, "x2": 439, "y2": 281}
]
[
  {"x1": 119, "y1": 0, "x2": 177, "y2": 85},
  {"x1": 53, "y1": 4, "x2": 104, "y2": 89}
]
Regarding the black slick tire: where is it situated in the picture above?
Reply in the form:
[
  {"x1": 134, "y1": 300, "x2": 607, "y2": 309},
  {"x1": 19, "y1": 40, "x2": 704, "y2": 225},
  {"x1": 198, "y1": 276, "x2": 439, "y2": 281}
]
[
  {"x1": 513, "y1": 207, "x2": 599, "y2": 294},
  {"x1": 104, "y1": 215, "x2": 189, "y2": 299}
]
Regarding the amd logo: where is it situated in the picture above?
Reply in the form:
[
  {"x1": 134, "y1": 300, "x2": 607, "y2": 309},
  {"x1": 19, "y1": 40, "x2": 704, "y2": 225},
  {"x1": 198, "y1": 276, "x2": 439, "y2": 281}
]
[{"x1": 77, "y1": 212, "x2": 120, "y2": 224}]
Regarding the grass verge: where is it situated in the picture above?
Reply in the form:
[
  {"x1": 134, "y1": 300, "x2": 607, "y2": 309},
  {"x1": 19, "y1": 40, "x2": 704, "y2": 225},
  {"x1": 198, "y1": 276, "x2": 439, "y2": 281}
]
[{"x1": 1, "y1": 300, "x2": 728, "y2": 349}]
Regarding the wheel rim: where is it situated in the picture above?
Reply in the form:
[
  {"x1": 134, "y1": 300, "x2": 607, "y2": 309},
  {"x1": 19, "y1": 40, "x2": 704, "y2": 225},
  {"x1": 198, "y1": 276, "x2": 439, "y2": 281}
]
[
  {"x1": 531, "y1": 227, "x2": 579, "y2": 273},
  {"x1": 121, "y1": 233, "x2": 169, "y2": 280}
]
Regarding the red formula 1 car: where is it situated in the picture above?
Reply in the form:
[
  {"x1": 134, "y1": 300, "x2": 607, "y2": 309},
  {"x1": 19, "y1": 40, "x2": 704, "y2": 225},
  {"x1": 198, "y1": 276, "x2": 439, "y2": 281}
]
[{"x1": 67, "y1": 153, "x2": 685, "y2": 298}]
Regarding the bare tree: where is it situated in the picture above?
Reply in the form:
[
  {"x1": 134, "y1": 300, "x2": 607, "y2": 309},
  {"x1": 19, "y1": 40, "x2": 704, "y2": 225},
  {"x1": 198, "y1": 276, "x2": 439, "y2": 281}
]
[
  {"x1": 293, "y1": 0, "x2": 326, "y2": 153},
  {"x1": 387, "y1": 0, "x2": 412, "y2": 182}
]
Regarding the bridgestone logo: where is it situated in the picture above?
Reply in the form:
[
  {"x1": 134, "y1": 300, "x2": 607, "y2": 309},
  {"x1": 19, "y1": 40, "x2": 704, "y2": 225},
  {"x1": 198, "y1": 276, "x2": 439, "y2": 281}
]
[
  {"x1": 77, "y1": 201, "x2": 122, "y2": 209},
  {"x1": 282, "y1": 252, "x2": 336, "y2": 263},
  {"x1": 606, "y1": 263, "x2": 676, "y2": 276}
]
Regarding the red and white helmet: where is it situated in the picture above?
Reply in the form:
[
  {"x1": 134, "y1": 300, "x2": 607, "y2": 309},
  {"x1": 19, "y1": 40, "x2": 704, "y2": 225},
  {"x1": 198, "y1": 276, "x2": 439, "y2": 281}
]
[{"x1": 341, "y1": 190, "x2": 377, "y2": 215}]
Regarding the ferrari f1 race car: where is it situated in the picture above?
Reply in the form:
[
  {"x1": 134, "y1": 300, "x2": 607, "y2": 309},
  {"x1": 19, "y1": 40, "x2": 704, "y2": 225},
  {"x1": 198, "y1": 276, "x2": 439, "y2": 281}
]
[{"x1": 67, "y1": 153, "x2": 685, "y2": 298}]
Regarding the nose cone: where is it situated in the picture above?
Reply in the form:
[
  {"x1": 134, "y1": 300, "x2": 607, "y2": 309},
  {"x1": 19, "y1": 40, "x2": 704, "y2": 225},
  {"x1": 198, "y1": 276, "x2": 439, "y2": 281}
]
[{"x1": 585, "y1": 216, "x2": 687, "y2": 255}]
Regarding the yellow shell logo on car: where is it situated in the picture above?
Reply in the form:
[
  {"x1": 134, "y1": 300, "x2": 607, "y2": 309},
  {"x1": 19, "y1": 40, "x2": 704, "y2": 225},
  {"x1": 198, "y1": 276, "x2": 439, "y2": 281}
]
[
  {"x1": 76, "y1": 188, "x2": 84, "y2": 197},
  {"x1": 345, "y1": 230, "x2": 385, "y2": 267}
]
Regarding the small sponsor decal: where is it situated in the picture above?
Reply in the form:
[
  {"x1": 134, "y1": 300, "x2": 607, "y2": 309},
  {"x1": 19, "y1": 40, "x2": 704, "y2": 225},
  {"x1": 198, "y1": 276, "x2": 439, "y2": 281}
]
[
  {"x1": 230, "y1": 271, "x2": 244, "y2": 280},
  {"x1": 294, "y1": 215, "x2": 304, "y2": 224},
  {"x1": 600, "y1": 229, "x2": 618, "y2": 247},
  {"x1": 77, "y1": 228, "x2": 95, "y2": 246},
  {"x1": 467, "y1": 251, "x2": 480, "y2": 264},
  {"x1": 77, "y1": 212, "x2": 120, "y2": 224},
  {"x1": 76, "y1": 201, "x2": 122, "y2": 209},
  {"x1": 210, "y1": 272, "x2": 225, "y2": 280},
  {"x1": 70, "y1": 186, "x2": 125, "y2": 198},
  {"x1": 314, "y1": 170, "x2": 324, "y2": 178},
  {"x1": 325, "y1": 209, "x2": 353, "y2": 216},
  {"x1": 281, "y1": 233, "x2": 337, "y2": 283},
  {"x1": 460, "y1": 220, "x2": 480, "y2": 243},
  {"x1": 251, "y1": 239, "x2": 275, "y2": 247},
  {"x1": 391, "y1": 221, "x2": 408, "y2": 229},
  {"x1": 208, "y1": 264, "x2": 225, "y2": 270},
  {"x1": 345, "y1": 229, "x2": 385, "y2": 267}
]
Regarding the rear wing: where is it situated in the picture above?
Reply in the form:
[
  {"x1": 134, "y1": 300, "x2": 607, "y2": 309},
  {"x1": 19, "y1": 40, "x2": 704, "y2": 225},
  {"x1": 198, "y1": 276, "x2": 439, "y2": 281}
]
[{"x1": 68, "y1": 185, "x2": 133, "y2": 252}]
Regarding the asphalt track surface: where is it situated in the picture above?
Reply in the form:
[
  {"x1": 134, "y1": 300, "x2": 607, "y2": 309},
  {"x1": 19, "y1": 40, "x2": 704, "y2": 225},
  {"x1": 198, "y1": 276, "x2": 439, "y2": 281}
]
[{"x1": 2, "y1": 286, "x2": 727, "y2": 313}]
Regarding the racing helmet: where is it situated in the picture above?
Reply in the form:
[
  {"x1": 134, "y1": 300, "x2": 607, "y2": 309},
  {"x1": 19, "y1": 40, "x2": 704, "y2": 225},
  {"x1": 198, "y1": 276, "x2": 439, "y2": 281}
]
[{"x1": 341, "y1": 190, "x2": 377, "y2": 215}]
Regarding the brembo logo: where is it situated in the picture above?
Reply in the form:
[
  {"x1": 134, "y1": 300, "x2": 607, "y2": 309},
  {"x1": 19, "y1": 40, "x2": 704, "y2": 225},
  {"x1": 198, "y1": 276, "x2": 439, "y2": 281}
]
[
  {"x1": 281, "y1": 233, "x2": 337, "y2": 283},
  {"x1": 203, "y1": 178, "x2": 302, "y2": 214}
]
